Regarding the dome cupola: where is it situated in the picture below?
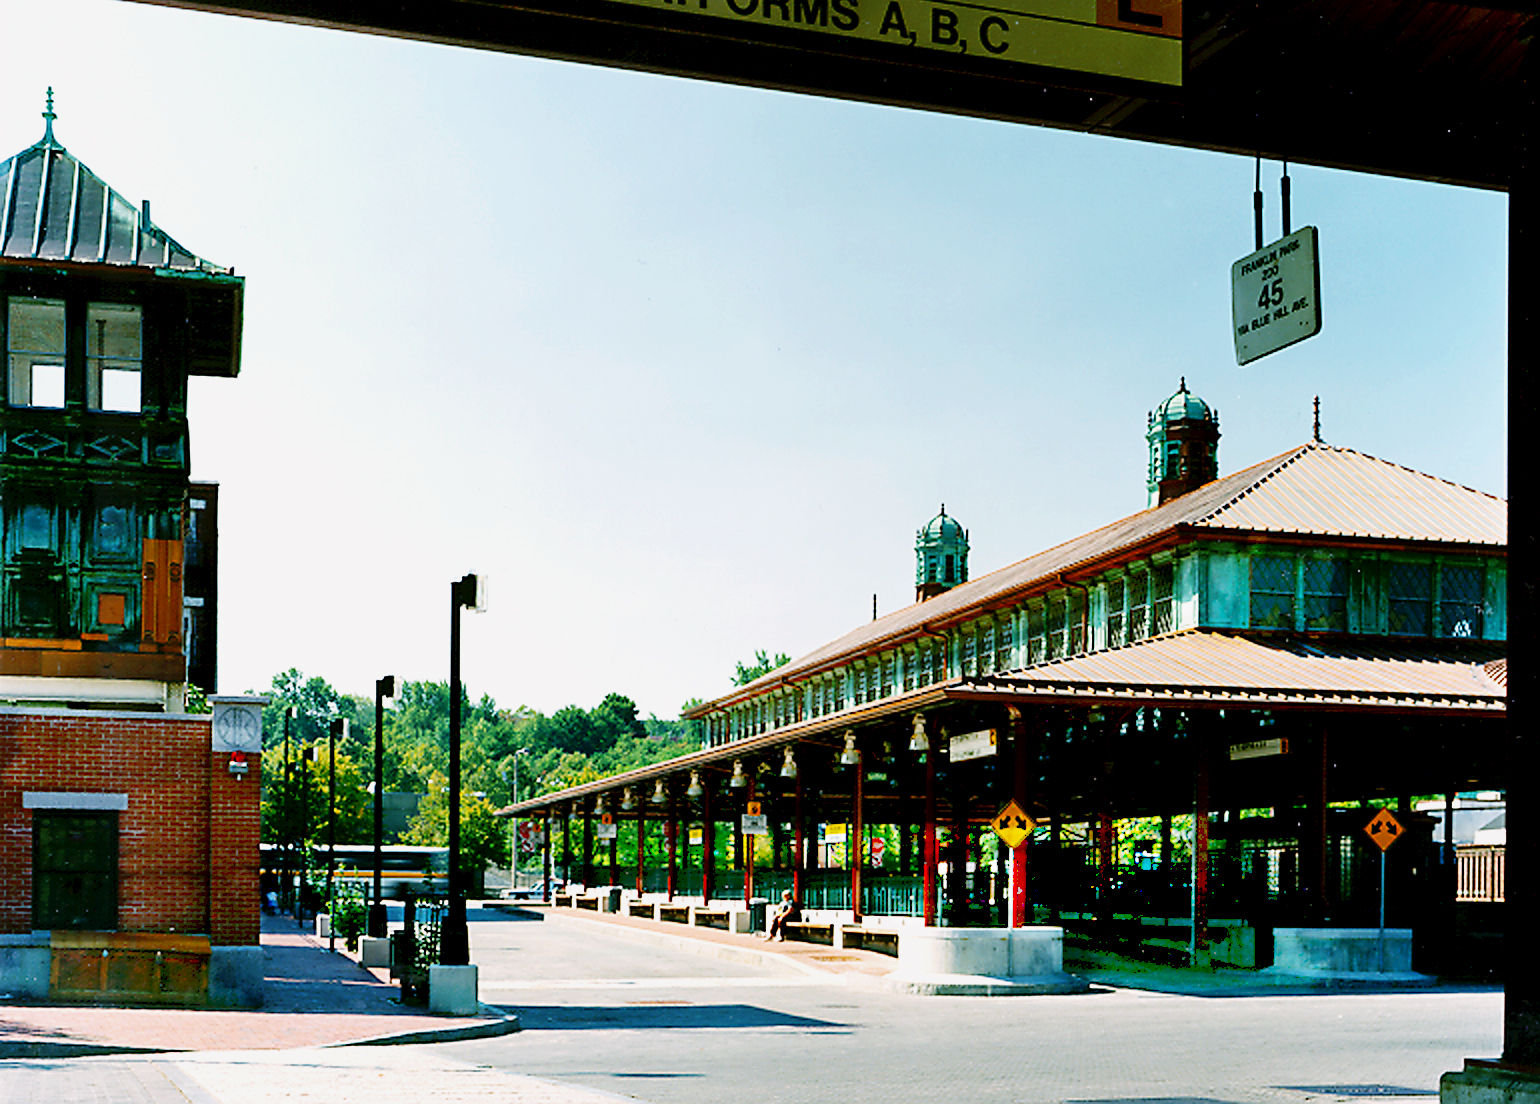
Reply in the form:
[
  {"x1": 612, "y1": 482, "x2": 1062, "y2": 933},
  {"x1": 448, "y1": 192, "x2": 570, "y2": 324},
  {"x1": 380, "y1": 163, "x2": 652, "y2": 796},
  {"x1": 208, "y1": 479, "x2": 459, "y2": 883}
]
[
  {"x1": 915, "y1": 505, "x2": 969, "y2": 601},
  {"x1": 1147, "y1": 378, "x2": 1220, "y2": 506}
]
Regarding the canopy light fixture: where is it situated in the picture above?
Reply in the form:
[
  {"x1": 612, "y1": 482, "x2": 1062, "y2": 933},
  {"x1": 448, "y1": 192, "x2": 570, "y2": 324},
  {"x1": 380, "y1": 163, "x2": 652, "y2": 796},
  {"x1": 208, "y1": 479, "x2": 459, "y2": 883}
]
[
  {"x1": 651, "y1": 778, "x2": 668, "y2": 805},
  {"x1": 620, "y1": 787, "x2": 635, "y2": 811},
  {"x1": 780, "y1": 746, "x2": 798, "y2": 779},
  {"x1": 909, "y1": 714, "x2": 928, "y2": 753},
  {"x1": 686, "y1": 770, "x2": 704, "y2": 799},
  {"x1": 840, "y1": 730, "x2": 860, "y2": 766},
  {"x1": 729, "y1": 759, "x2": 748, "y2": 788}
]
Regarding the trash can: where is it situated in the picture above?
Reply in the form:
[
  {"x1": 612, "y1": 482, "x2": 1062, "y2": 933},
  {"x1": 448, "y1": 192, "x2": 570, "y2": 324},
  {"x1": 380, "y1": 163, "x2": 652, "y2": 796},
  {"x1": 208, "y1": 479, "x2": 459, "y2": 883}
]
[
  {"x1": 748, "y1": 897, "x2": 769, "y2": 932},
  {"x1": 605, "y1": 887, "x2": 623, "y2": 913}
]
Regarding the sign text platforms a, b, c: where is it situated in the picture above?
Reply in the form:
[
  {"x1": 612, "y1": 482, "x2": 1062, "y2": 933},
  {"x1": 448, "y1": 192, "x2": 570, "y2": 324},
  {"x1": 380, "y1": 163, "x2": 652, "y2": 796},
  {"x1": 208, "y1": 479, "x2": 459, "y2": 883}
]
[{"x1": 605, "y1": 0, "x2": 1182, "y2": 86}]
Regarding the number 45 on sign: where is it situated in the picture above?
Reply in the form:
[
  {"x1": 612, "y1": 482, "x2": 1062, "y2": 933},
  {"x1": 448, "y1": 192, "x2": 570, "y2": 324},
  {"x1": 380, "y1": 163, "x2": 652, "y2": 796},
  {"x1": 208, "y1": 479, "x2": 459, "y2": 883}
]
[{"x1": 1231, "y1": 226, "x2": 1322, "y2": 365}]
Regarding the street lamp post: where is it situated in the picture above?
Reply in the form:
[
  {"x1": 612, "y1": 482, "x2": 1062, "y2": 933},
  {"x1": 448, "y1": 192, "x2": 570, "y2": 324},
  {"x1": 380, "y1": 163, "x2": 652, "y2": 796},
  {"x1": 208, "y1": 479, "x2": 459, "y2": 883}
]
[
  {"x1": 370, "y1": 676, "x2": 397, "y2": 939},
  {"x1": 328, "y1": 717, "x2": 345, "y2": 952},
  {"x1": 442, "y1": 572, "x2": 486, "y2": 967}
]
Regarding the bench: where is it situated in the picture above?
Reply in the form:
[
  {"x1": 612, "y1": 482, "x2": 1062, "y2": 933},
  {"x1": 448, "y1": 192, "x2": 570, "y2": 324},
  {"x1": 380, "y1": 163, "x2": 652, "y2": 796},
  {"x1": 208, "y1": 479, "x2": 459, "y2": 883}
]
[
  {"x1": 658, "y1": 904, "x2": 690, "y2": 924},
  {"x1": 782, "y1": 922, "x2": 835, "y2": 946},
  {"x1": 627, "y1": 900, "x2": 656, "y2": 919},
  {"x1": 553, "y1": 892, "x2": 575, "y2": 907},
  {"x1": 839, "y1": 925, "x2": 900, "y2": 956},
  {"x1": 575, "y1": 895, "x2": 600, "y2": 911},
  {"x1": 692, "y1": 908, "x2": 730, "y2": 930}
]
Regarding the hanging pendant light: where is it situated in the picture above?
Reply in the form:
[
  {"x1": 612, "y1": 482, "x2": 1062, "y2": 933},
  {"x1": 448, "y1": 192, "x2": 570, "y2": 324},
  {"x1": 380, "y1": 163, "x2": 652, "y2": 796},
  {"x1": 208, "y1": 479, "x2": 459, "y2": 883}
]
[
  {"x1": 686, "y1": 770, "x2": 704, "y2": 798},
  {"x1": 780, "y1": 746, "x2": 798, "y2": 779},
  {"x1": 650, "y1": 778, "x2": 668, "y2": 805},
  {"x1": 909, "y1": 713, "x2": 929, "y2": 753},
  {"x1": 729, "y1": 759, "x2": 748, "y2": 788},
  {"x1": 620, "y1": 787, "x2": 635, "y2": 811},
  {"x1": 840, "y1": 730, "x2": 860, "y2": 766}
]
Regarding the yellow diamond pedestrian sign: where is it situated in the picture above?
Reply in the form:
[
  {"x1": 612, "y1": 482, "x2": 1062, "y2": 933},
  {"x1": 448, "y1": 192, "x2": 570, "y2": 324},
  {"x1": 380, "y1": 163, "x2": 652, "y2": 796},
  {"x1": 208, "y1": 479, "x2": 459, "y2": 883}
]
[
  {"x1": 992, "y1": 800, "x2": 1035, "y2": 850},
  {"x1": 1364, "y1": 807, "x2": 1404, "y2": 852}
]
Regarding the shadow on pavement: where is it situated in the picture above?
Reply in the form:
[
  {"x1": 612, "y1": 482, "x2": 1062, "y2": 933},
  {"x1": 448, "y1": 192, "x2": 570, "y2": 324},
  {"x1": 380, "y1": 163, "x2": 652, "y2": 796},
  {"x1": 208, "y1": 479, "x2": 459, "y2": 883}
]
[{"x1": 516, "y1": 1003, "x2": 847, "y2": 1031}]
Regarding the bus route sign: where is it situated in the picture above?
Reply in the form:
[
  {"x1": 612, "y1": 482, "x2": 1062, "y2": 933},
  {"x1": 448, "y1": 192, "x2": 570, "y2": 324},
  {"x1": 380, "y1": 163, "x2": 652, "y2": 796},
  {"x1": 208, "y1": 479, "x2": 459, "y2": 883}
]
[{"x1": 1231, "y1": 226, "x2": 1322, "y2": 365}]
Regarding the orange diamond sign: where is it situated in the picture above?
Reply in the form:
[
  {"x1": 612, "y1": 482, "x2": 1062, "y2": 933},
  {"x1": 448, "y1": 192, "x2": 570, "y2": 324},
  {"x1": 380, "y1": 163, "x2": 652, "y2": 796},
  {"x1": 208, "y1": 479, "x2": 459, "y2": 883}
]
[
  {"x1": 992, "y1": 800, "x2": 1036, "y2": 850},
  {"x1": 1364, "y1": 807, "x2": 1404, "y2": 852}
]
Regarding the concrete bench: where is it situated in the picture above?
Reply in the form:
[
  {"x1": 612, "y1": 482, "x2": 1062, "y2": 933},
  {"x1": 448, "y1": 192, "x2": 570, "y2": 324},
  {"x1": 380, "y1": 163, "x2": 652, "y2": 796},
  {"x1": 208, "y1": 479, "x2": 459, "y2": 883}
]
[
  {"x1": 658, "y1": 904, "x2": 690, "y2": 924},
  {"x1": 627, "y1": 900, "x2": 656, "y2": 919},
  {"x1": 839, "y1": 925, "x2": 900, "y2": 956},
  {"x1": 692, "y1": 908, "x2": 730, "y2": 930},
  {"x1": 575, "y1": 895, "x2": 601, "y2": 911},
  {"x1": 783, "y1": 921, "x2": 835, "y2": 946}
]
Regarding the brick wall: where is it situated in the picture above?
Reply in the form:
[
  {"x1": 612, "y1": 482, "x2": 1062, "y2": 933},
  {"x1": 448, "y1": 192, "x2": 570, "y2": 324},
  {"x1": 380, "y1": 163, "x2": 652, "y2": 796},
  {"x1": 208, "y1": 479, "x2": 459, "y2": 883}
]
[{"x1": 0, "y1": 709, "x2": 259, "y2": 946}]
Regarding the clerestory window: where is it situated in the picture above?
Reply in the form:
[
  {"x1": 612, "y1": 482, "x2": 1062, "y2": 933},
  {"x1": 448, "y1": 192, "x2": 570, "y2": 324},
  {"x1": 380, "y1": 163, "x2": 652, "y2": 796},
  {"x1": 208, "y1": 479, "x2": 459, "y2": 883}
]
[{"x1": 7, "y1": 297, "x2": 66, "y2": 407}]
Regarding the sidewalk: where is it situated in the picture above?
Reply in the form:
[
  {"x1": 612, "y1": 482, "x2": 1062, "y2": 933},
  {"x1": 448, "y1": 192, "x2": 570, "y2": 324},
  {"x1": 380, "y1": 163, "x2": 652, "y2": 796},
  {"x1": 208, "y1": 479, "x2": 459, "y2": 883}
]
[{"x1": 0, "y1": 914, "x2": 518, "y2": 1058}]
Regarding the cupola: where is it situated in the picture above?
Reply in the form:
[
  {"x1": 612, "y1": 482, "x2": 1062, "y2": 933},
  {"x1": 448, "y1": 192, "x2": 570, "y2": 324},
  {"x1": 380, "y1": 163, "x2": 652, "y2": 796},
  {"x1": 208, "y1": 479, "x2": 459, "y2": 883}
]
[
  {"x1": 915, "y1": 505, "x2": 968, "y2": 601},
  {"x1": 1146, "y1": 378, "x2": 1220, "y2": 506}
]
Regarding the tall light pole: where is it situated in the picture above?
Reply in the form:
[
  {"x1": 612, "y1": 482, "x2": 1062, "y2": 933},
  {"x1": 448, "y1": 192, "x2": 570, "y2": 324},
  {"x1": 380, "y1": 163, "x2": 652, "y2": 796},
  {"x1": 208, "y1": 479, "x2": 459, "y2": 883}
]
[
  {"x1": 370, "y1": 676, "x2": 397, "y2": 938},
  {"x1": 328, "y1": 717, "x2": 346, "y2": 952},
  {"x1": 510, "y1": 747, "x2": 529, "y2": 890},
  {"x1": 442, "y1": 572, "x2": 486, "y2": 967}
]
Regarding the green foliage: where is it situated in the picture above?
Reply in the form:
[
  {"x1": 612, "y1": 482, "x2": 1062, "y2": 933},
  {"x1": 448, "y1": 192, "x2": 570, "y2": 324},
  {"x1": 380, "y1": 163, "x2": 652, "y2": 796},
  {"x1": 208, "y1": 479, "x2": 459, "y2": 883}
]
[
  {"x1": 404, "y1": 784, "x2": 506, "y2": 882},
  {"x1": 330, "y1": 887, "x2": 367, "y2": 952},
  {"x1": 732, "y1": 650, "x2": 791, "y2": 686},
  {"x1": 261, "y1": 741, "x2": 371, "y2": 846},
  {"x1": 184, "y1": 684, "x2": 212, "y2": 714}
]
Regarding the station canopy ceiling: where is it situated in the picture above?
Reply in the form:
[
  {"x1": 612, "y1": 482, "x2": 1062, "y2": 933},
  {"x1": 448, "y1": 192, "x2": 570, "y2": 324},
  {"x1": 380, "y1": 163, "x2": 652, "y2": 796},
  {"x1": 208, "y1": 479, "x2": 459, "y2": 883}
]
[{"x1": 141, "y1": 0, "x2": 1527, "y2": 191}]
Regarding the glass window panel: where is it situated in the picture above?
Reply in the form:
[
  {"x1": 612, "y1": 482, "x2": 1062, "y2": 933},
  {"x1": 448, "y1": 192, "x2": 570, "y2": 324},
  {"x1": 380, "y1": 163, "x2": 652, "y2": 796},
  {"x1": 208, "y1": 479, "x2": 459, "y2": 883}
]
[
  {"x1": 95, "y1": 505, "x2": 132, "y2": 557},
  {"x1": 26, "y1": 361, "x2": 65, "y2": 407},
  {"x1": 21, "y1": 504, "x2": 53, "y2": 549},
  {"x1": 1387, "y1": 561, "x2": 1432, "y2": 636},
  {"x1": 1302, "y1": 559, "x2": 1348, "y2": 631},
  {"x1": 1128, "y1": 571, "x2": 1150, "y2": 642},
  {"x1": 88, "y1": 303, "x2": 142, "y2": 360},
  {"x1": 1152, "y1": 564, "x2": 1174, "y2": 635},
  {"x1": 1250, "y1": 555, "x2": 1296, "y2": 629},
  {"x1": 9, "y1": 298, "x2": 66, "y2": 353},
  {"x1": 996, "y1": 621, "x2": 1013, "y2": 671},
  {"x1": 1440, "y1": 564, "x2": 1484, "y2": 639},
  {"x1": 99, "y1": 367, "x2": 141, "y2": 412}
]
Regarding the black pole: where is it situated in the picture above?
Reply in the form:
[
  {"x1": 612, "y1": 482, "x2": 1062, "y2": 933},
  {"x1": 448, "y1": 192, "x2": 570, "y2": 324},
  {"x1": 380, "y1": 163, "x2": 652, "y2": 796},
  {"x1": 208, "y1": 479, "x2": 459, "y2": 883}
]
[
  {"x1": 283, "y1": 707, "x2": 292, "y2": 917},
  {"x1": 328, "y1": 717, "x2": 341, "y2": 952},
  {"x1": 441, "y1": 573, "x2": 478, "y2": 966},
  {"x1": 370, "y1": 676, "x2": 394, "y2": 939}
]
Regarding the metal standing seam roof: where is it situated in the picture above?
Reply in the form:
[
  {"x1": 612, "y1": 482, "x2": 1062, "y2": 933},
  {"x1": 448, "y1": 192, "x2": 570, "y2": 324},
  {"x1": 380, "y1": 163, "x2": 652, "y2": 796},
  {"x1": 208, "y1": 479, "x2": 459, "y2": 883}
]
[
  {"x1": 0, "y1": 102, "x2": 230, "y2": 275},
  {"x1": 697, "y1": 442, "x2": 1508, "y2": 714},
  {"x1": 956, "y1": 630, "x2": 1507, "y2": 713}
]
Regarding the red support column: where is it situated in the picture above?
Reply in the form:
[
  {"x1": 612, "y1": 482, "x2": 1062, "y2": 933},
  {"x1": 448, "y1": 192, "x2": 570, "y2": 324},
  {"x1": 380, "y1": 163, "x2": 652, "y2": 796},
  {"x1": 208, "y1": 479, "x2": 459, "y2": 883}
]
[
  {"x1": 702, "y1": 784, "x2": 714, "y2": 905},
  {"x1": 793, "y1": 769, "x2": 805, "y2": 906},
  {"x1": 744, "y1": 778, "x2": 755, "y2": 909},
  {"x1": 1010, "y1": 707, "x2": 1030, "y2": 928},
  {"x1": 923, "y1": 738, "x2": 938, "y2": 926},
  {"x1": 542, "y1": 815, "x2": 552, "y2": 902},
  {"x1": 851, "y1": 748, "x2": 865, "y2": 923},
  {"x1": 666, "y1": 799, "x2": 678, "y2": 900},
  {"x1": 636, "y1": 798, "x2": 647, "y2": 896}
]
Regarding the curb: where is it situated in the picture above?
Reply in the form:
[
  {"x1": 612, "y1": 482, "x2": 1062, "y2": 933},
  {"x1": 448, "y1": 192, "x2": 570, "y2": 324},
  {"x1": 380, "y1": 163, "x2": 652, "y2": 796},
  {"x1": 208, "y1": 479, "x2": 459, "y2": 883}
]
[
  {"x1": 537, "y1": 906, "x2": 835, "y2": 978},
  {"x1": 329, "y1": 1005, "x2": 522, "y2": 1047}
]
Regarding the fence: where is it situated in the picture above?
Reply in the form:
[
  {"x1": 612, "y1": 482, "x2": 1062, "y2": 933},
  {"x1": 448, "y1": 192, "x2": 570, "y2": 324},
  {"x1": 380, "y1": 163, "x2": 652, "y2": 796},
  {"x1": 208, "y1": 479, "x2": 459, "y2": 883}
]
[{"x1": 1456, "y1": 845, "x2": 1505, "y2": 902}]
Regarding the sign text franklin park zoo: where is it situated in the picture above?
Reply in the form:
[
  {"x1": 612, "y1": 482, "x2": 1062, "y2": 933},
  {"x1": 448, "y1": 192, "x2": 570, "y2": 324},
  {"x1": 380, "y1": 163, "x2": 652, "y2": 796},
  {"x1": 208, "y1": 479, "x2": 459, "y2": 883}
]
[{"x1": 607, "y1": 0, "x2": 1182, "y2": 86}]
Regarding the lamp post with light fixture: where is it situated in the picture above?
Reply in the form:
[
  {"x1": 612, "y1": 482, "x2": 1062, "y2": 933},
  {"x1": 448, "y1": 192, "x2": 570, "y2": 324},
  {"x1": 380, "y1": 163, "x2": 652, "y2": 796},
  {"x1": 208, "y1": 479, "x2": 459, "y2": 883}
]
[
  {"x1": 441, "y1": 573, "x2": 485, "y2": 967},
  {"x1": 509, "y1": 747, "x2": 528, "y2": 892},
  {"x1": 369, "y1": 676, "x2": 396, "y2": 939}
]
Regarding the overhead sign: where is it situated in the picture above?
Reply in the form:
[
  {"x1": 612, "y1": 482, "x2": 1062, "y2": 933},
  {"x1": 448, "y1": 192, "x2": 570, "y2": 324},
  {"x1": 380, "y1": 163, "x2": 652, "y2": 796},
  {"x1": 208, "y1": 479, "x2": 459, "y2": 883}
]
[
  {"x1": 1231, "y1": 226, "x2": 1322, "y2": 365},
  {"x1": 741, "y1": 814, "x2": 769, "y2": 835},
  {"x1": 991, "y1": 800, "x2": 1035, "y2": 849},
  {"x1": 949, "y1": 727, "x2": 999, "y2": 762},
  {"x1": 605, "y1": 0, "x2": 1181, "y2": 85},
  {"x1": 746, "y1": 801, "x2": 762, "y2": 816},
  {"x1": 689, "y1": 825, "x2": 704, "y2": 847},
  {"x1": 596, "y1": 819, "x2": 619, "y2": 840},
  {"x1": 1364, "y1": 807, "x2": 1404, "y2": 852},
  {"x1": 823, "y1": 822, "x2": 848, "y2": 844},
  {"x1": 1229, "y1": 738, "x2": 1289, "y2": 761}
]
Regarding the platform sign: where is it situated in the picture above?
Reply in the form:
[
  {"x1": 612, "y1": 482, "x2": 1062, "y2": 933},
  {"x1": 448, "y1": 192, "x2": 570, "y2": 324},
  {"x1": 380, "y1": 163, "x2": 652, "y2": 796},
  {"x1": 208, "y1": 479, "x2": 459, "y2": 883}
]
[
  {"x1": 1231, "y1": 226, "x2": 1322, "y2": 365},
  {"x1": 991, "y1": 800, "x2": 1036, "y2": 849},
  {"x1": 1364, "y1": 806, "x2": 1404, "y2": 852},
  {"x1": 949, "y1": 727, "x2": 999, "y2": 762},
  {"x1": 596, "y1": 817, "x2": 618, "y2": 840},
  {"x1": 689, "y1": 825, "x2": 704, "y2": 847},
  {"x1": 1229, "y1": 738, "x2": 1289, "y2": 761},
  {"x1": 603, "y1": 0, "x2": 1182, "y2": 86},
  {"x1": 823, "y1": 822, "x2": 848, "y2": 844}
]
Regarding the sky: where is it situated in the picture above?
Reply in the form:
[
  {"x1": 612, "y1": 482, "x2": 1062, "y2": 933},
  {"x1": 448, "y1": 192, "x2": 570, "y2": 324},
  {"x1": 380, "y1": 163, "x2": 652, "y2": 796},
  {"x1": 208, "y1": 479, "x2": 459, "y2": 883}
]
[{"x1": 0, "y1": 1, "x2": 1507, "y2": 721}]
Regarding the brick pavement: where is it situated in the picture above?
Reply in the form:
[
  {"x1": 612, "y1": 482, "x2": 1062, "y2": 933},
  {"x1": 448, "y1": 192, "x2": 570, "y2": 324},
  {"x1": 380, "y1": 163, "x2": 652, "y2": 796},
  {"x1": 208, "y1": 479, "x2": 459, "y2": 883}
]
[{"x1": 0, "y1": 914, "x2": 515, "y2": 1057}]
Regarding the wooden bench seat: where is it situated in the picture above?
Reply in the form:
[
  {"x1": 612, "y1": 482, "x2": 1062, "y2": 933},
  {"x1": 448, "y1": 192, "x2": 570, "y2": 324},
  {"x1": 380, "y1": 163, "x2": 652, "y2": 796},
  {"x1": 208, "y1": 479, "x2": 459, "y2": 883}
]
[
  {"x1": 841, "y1": 925, "x2": 900, "y2": 956},
  {"x1": 782, "y1": 921, "x2": 834, "y2": 946},
  {"x1": 575, "y1": 895, "x2": 600, "y2": 910},
  {"x1": 658, "y1": 904, "x2": 690, "y2": 924},
  {"x1": 692, "y1": 908, "x2": 730, "y2": 930},
  {"x1": 627, "y1": 900, "x2": 655, "y2": 918}
]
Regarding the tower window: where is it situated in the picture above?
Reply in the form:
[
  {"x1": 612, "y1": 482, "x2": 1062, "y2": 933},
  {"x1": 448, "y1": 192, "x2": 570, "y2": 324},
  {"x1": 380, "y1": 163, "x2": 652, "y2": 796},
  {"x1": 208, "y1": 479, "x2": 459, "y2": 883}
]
[
  {"x1": 87, "y1": 303, "x2": 143, "y2": 413},
  {"x1": 944, "y1": 554, "x2": 955, "y2": 584},
  {"x1": 7, "y1": 297, "x2": 66, "y2": 408},
  {"x1": 1387, "y1": 561, "x2": 1432, "y2": 636}
]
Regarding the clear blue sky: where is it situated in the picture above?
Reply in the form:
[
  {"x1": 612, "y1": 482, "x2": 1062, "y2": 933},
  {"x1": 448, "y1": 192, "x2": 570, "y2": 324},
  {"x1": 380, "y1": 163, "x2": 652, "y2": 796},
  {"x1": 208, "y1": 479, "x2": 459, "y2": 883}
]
[{"x1": 2, "y1": 1, "x2": 1507, "y2": 720}]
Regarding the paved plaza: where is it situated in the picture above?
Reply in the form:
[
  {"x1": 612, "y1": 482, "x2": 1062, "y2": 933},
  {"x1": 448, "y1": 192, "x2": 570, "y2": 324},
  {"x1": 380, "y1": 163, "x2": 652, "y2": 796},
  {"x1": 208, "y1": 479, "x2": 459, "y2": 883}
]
[{"x1": 0, "y1": 905, "x2": 1504, "y2": 1104}]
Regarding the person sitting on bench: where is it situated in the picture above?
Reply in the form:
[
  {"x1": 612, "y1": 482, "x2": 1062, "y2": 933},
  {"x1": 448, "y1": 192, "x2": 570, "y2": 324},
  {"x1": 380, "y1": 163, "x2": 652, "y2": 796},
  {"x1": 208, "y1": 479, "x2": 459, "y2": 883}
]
[{"x1": 764, "y1": 889, "x2": 802, "y2": 941}]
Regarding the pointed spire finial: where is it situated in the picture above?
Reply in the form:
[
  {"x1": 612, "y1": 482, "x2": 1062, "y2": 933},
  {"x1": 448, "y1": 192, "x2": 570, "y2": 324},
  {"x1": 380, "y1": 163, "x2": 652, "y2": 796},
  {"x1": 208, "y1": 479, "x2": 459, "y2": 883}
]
[
  {"x1": 1179, "y1": 376, "x2": 1187, "y2": 392},
  {"x1": 42, "y1": 87, "x2": 57, "y2": 145},
  {"x1": 1312, "y1": 395, "x2": 1322, "y2": 443}
]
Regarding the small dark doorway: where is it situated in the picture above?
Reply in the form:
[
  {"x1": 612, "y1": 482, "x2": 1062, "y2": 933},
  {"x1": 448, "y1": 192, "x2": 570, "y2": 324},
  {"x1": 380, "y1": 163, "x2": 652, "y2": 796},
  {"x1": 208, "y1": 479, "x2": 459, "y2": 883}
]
[{"x1": 33, "y1": 810, "x2": 118, "y2": 930}]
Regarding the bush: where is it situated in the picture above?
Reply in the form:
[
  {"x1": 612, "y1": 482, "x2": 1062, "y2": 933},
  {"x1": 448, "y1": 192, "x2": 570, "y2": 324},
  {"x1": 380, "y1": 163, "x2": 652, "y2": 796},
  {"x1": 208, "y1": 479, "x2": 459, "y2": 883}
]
[{"x1": 331, "y1": 890, "x2": 367, "y2": 951}]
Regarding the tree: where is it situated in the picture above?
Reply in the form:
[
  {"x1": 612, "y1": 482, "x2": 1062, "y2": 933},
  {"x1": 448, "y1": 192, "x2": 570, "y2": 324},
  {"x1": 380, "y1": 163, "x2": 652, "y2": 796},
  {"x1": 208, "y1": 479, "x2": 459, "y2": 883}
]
[
  {"x1": 404, "y1": 779, "x2": 506, "y2": 883},
  {"x1": 732, "y1": 649, "x2": 791, "y2": 686}
]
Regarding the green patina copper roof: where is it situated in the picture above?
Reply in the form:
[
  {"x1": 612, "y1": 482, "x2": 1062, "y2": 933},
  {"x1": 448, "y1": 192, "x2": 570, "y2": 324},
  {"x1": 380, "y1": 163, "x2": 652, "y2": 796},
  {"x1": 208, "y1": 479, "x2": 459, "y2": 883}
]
[
  {"x1": 1151, "y1": 377, "x2": 1214, "y2": 425},
  {"x1": 0, "y1": 90, "x2": 233, "y2": 276}
]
